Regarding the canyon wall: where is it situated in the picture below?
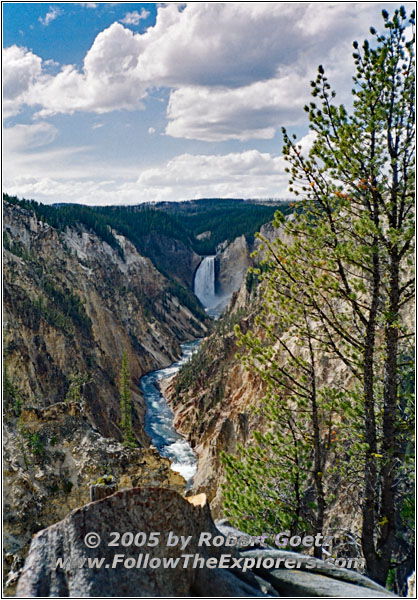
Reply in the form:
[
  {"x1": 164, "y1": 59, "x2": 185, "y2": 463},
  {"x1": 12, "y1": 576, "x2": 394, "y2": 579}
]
[
  {"x1": 4, "y1": 201, "x2": 209, "y2": 443},
  {"x1": 3, "y1": 200, "x2": 211, "y2": 591},
  {"x1": 216, "y1": 234, "x2": 251, "y2": 298}
]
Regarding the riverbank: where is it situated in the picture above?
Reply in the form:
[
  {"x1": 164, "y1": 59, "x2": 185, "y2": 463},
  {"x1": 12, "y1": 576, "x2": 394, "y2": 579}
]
[{"x1": 139, "y1": 340, "x2": 201, "y2": 484}]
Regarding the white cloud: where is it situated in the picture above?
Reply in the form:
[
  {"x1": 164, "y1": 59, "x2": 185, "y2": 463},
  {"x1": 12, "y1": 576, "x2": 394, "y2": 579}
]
[
  {"x1": 3, "y1": 122, "x2": 58, "y2": 151},
  {"x1": 134, "y1": 3, "x2": 298, "y2": 88},
  {"x1": 3, "y1": 144, "x2": 294, "y2": 205},
  {"x1": 39, "y1": 6, "x2": 62, "y2": 27},
  {"x1": 2, "y1": 45, "x2": 42, "y2": 117},
  {"x1": 148, "y1": 127, "x2": 156, "y2": 135},
  {"x1": 120, "y1": 9, "x2": 150, "y2": 26},
  {"x1": 137, "y1": 150, "x2": 287, "y2": 190},
  {"x1": 31, "y1": 23, "x2": 148, "y2": 116},
  {"x1": 5, "y1": 2, "x2": 411, "y2": 135},
  {"x1": 4, "y1": 2, "x2": 414, "y2": 147},
  {"x1": 165, "y1": 70, "x2": 310, "y2": 141}
]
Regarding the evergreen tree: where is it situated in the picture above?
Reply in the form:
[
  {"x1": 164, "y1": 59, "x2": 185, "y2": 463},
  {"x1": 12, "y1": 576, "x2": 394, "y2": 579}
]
[
  {"x1": 65, "y1": 372, "x2": 89, "y2": 404},
  {"x1": 119, "y1": 352, "x2": 136, "y2": 447},
  {"x1": 222, "y1": 7, "x2": 414, "y2": 587},
  {"x1": 222, "y1": 295, "x2": 347, "y2": 558}
]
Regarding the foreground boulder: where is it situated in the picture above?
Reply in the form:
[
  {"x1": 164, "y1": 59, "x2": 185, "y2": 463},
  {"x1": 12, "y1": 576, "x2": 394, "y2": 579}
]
[
  {"x1": 17, "y1": 487, "x2": 397, "y2": 597},
  {"x1": 16, "y1": 487, "x2": 266, "y2": 597}
]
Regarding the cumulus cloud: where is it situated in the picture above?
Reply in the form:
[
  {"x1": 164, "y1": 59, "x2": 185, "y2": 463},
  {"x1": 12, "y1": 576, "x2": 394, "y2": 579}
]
[
  {"x1": 2, "y1": 45, "x2": 42, "y2": 117},
  {"x1": 3, "y1": 146, "x2": 293, "y2": 205},
  {"x1": 122, "y1": 149, "x2": 290, "y2": 203},
  {"x1": 165, "y1": 71, "x2": 310, "y2": 141},
  {"x1": 30, "y1": 23, "x2": 148, "y2": 116},
  {"x1": 133, "y1": 3, "x2": 293, "y2": 88},
  {"x1": 4, "y1": 2, "x2": 412, "y2": 140},
  {"x1": 120, "y1": 9, "x2": 150, "y2": 26},
  {"x1": 39, "y1": 6, "x2": 62, "y2": 26}
]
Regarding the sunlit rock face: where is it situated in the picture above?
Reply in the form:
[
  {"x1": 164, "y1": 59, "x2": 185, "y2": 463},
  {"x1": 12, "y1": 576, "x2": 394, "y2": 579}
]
[
  {"x1": 194, "y1": 235, "x2": 251, "y2": 318},
  {"x1": 217, "y1": 234, "x2": 250, "y2": 298},
  {"x1": 3, "y1": 201, "x2": 209, "y2": 443},
  {"x1": 3, "y1": 199, "x2": 210, "y2": 593}
]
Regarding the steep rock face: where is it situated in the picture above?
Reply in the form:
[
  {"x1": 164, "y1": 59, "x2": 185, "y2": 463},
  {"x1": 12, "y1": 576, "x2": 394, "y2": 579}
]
[
  {"x1": 165, "y1": 225, "x2": 282, "y2": 515},
  {"x1": 138, "y1": 231, "x2": 202, "y2": 290},
  {"x1": 3, "y1": 201, "x2": 210, "y2": 592},
  {"x1": 165, "y1": 289, "x2": 264, "y2": 517},
  {"x1": 4, "y1": 201, "x2": 209, "y2": 442},
  {"x1": 216, "y1": 235, "x2": 250, "y2": 298},
  {"x1": 167, "y1": 285, "x2": 362, "y2": 539},
  {"x1": 166, "y1": 219, "x2": 361, "y2": 531},
  {"x1": 165, "y1": 219, "x2": 308, "y2": 515},
  {"x1": 3, "y1": 403, "x2": 185, "y2": 593}
]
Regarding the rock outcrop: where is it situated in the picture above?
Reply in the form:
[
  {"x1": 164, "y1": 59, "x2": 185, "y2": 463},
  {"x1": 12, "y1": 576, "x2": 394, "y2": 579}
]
[
  {"x1": 216, "y1": 234, "x2": 250, "y2": 298},
  {"x1": 3, "y1": 403, "x2": 185, "y2": 593},
  {"x1": 165, "y1": 283, "x2": 264, "y2": 517},
  {"x1": 3, "y1": 200, "x2": 211, "y2": 592},
  {"x1": 16, "y1": 488, "x2": 396, "y2": 598},
  {"x1": 166, "y1": 219, "x2": 360, "y2": 534},
  {"x1": 137, "y1": 231, "x2": 202, "y2": 290}
]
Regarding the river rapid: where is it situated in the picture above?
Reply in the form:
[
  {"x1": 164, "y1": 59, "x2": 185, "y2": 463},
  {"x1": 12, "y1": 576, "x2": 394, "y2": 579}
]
[{"x1": 139, "y1": 340, "x2": 200, "y2": 485}]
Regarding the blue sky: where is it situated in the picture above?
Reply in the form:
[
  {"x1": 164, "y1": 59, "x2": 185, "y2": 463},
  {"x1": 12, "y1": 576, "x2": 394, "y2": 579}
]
[{"x1": 3, "y1": 2, "x2": 411, "y2": 205}]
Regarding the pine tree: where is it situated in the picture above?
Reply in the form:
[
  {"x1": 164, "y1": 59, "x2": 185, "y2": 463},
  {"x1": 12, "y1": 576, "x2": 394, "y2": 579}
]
[
  {"x1": 222, "y1": 7, "x2": 414, "y2": 588},
  {"x1": 65, "y1": 372, "x2": 89, "y2": 404},
  {"x1": 222, "y1": 290, "x2": 348, "y2": 557}
]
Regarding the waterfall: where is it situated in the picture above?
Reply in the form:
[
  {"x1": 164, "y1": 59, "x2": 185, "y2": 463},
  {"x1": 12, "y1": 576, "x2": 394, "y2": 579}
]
[{"x1": 194, "y1": 256, "x2": 217, "y2": 309}]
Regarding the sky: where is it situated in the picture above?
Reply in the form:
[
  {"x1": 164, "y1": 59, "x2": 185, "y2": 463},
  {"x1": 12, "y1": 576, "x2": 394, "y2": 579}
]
[{"x1": 2, "y1": 1, "x2": 412, "y2": 205}]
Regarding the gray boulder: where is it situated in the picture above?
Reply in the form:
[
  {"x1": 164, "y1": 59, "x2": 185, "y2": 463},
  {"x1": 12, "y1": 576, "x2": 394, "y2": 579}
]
[
  {"x1": 258, "y1": 569, "x2": 394, "y2": 598},
  {"x1": 216, "y1": 522, "x2": 397, "y2": 598},
  {"x1": 16, "y1": 487, "x2": 268, "y2": 598},
  {"x1": 16, "y1": 488, "x2": 398, "y2": 598}
]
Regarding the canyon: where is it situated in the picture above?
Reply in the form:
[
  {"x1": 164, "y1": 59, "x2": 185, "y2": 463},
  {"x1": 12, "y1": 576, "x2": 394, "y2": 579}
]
[
  {"x1": 2, "y1": 196, "x2": 261, "y2": 593},
  {"x1": 3, "y1": 196, "x2": 412, "y2": 597}
]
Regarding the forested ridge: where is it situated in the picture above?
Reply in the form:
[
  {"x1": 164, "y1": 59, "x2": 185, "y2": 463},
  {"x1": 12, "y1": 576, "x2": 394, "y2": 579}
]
[{"x1": 3, "y1": 194, "x2": 290, "y2": 257}]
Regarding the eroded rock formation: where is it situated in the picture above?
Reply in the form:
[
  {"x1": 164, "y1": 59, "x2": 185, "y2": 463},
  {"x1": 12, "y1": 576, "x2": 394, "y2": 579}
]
[
  {"x1": 3, "y1": 403, "x2": 185, "y2": 592},
  {"x1": 4, "y1": 201, "x2": 209, "y2": 442}
]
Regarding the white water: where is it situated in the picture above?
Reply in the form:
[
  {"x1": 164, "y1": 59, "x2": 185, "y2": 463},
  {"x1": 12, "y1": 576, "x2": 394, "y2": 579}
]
[
  {"x1": 194, "y1": 256, "x2": 217, "y2": 308},
  {"x1": 194, "y1": 255, "x2": 229, "y2": 318},
  {"x1": 140, "y1": 341, "x2": 200, "y2": 485}
]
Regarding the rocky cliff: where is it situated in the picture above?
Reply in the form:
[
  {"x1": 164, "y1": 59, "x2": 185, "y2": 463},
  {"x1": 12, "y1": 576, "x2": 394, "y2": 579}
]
[
  {"x1": 216, "y1": 234, "x2": 250, "y2": 298},
  {"x1": 136, "y1": 230, "x2": 202, "y2": 290},
  {"x1": 165, "y1": 220, "x2": 358, "y2": 526},
  {"x1": 3, "y1": 402, "x2": 185, "y2": 594},
  {"x1": 4, "y1": 201, "x2": 209, "y2": 443},
  {"x1": 3, "y1": 200, "x2": 211, "y2": 592},
  {"x1": 164, "y1": 223, "x2": 284, "y2": 515},
  {"x1": 164, "y1": 282, "x2": 263, "y2": 517}
]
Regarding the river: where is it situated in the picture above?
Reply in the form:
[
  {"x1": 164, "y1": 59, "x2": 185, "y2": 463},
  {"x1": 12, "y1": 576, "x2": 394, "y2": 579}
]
[{"x1": 139, "y1": 340, "x2": 201, "y2": 485}]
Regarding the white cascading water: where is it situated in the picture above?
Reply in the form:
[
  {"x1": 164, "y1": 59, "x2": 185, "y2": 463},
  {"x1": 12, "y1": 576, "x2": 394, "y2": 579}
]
[
  {"x1": 194, "y1": 256, "x2": 217, "y2": 308},
  {"x1": 140, "y1": 340, "x2": 200, "y2": 486}
]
